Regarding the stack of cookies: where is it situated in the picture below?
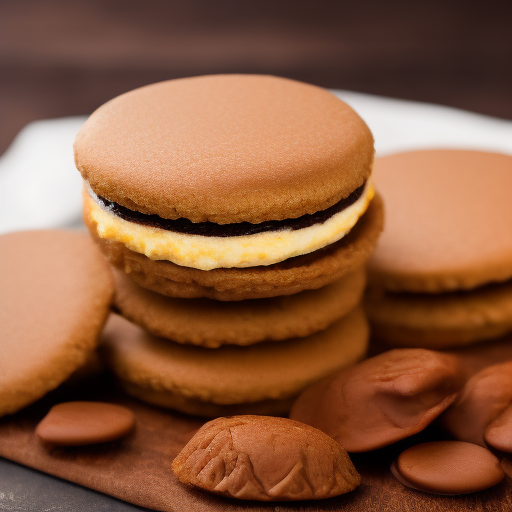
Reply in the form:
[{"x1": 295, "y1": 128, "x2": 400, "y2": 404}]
[
  {"x1": 366, "y1": 149, "x2": 512, "y2": 349},
  {"x1": 76, "y1": 74, "x2": 384, "y2": 416}
]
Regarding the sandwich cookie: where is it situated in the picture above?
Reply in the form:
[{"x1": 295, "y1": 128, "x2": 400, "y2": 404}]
[
  {"x1": 76, "y1": 74, "x2": 382, "y2": 300},
  {"x1": 0, "y1": 230, "x2": 113, "y2": 417},
  {"x1": 100, "y1": 309, "x2": 368, "y2": 417},
  {"x1": 365, "y1": 280, "x2": 512, "y2": 348},
  {"x1": 112, "y1": 267, "x2": 366, "y2": 347},
  {"x1": 366, "y1": 149, "x2": 512, "y2": 348}
]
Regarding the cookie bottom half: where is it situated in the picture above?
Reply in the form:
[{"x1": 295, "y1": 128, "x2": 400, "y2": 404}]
[{"x1": 86, "y1": 195, "x2": 383, "y2": 301}]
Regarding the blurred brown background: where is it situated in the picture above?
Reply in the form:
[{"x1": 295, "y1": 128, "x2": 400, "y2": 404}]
[{"x1": 1, "y1": 0, "x2": 511, "y2": 155}]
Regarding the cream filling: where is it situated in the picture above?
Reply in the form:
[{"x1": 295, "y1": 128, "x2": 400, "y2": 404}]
[{"x1": 85, "y1": 181, "x2": 374, "y2": 270}]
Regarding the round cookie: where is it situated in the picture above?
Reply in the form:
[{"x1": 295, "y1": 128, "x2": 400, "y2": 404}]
[
  {"x1": 0, "y1": 230, "x2": 114, "y2": 417},
  {"x1": 75, "y1": 74, "x2": 374, "y2": 225},
  {"x1": 100, "y1": 309, "x2": 368, "y2": 417},
  {"x1": 368, "y1": 150, "x2": 512, "y2": 293},
  {"x1": 77, "y1": 74, "x2": 380, "y2": 296},
  {"x1": 88, "y1": 195, "x2": 383, "y2": 300},
  {"x1": 113, "y1": 267, "x2": 366, "y2": 347},
  {"x1": 365, "y1": 280, "x2": 512, "y2": 348}
]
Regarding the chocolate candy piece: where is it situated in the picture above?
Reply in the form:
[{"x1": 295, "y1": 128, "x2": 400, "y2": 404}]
[
  {"x1": 501, "y1": 457, "x2": 512, "y2": 478},
  {"x1": 290, "y1": 348, "x2": 464, "y2": 452},
  {"x1": 442, "y1": 361, "x2": 512, "y2": 447},
  {"x1": 485, "y1": 405, "x2": 512, "y2": 452},
  {"x1": 36, "y1": 402, "x2": 135, "y2": 446},
  {"x1": 172, "y1": 415, "x2": 361, "y2": 501},
  {"x1": 395, "y1": 441, "x2": 504, "y2": 495}
]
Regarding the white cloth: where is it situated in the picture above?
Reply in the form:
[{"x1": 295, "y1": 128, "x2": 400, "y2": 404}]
[{"x1": 1, "y1": 92, "x2": 511, "y2": 234}]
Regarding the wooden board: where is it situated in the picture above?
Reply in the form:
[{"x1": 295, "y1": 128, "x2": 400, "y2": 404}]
[{"x1": 0, "y1": 382, "x2": 511, "y2": 512}]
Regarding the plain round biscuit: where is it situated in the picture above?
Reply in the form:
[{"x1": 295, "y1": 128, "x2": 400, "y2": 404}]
[
  {"x1": 100, "y1": 309, "x2": 368, "y2": 416},
  {"x1": 120, "y1": 383, "x2": 295, "y2": 417},
  {"x1": 368, "y1": 150, "x2": 512, "y2": 293},
  {"x1": 75, "y1": 74, "x2": 374, "y2": 224},
  {"x1": 0, "y1": 230, "x2": 114, "y2": 417},
  {"x1": 370, "y1": 323, "x2": 512, "y2": 349},
  {"x1": 366, "y1": 279, "x2": 512, "y2": 348},
  {"x1": 113, "y1": 267, "x2": 366, "y2": 347},
  {"x1": 86, "y1": 194, "x2": 383, "y2": 301}
]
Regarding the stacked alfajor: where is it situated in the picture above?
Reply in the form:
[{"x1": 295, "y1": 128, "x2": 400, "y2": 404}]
[
  {"x1": 366, "y1": 149, "x2": 512, "y2": 349},
  {"x1": 76, "y1": 74, "x2": 384, "y2": 416}
]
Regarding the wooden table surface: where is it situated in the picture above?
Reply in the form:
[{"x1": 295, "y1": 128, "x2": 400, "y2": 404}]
[
  {"x1": 0, "y1": 381, "x2": 511, "y2": 512},
  {"x1": 1, "y1": 0, "x2": 512, "y2": 155}
]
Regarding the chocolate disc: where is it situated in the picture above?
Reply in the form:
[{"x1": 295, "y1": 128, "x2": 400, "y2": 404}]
[
  {"x1": 485, "y1": 405, "x2": 512, "y2": 452},
  {"x1": 395, "y1": 441, "x2": 504, "y2": 495},
  {"x1": 36, "y1": 402, "x2": 135, "y2": 446}
]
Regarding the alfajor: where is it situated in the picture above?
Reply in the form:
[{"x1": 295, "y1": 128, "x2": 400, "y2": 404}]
[
  {"x1": 366, "y1": 149, "x2": 512, "y2": 348},
  {"x1": 76, "y1": 74, "x2": 383, "y2": 300}
]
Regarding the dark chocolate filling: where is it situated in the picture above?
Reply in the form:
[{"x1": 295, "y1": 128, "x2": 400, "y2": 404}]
[{"x1": 94, "y1": 182, "x2": 366, "y2": 238}]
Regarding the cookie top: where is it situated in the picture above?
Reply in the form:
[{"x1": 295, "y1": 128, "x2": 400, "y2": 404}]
[
  {"x1": 75, "y1": 74, "x2": 374, "y2": 224},
  {"x1": 100, "y1": 309, "x2": 368, "y2": 405},
  {"x1": 368, "y1": 150, "x2": 512, "y2": 292},
  {"x1": 0, "y1": 230, "x2": 114, "y2": 417}
]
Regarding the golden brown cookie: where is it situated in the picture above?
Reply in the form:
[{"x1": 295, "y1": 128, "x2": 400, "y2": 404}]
[
  {"x1": 75, "y1": 75, "x2": 374, "y2": 224},
  {"x1": 100, "y1": 309, "x2": 368, "y2": 417},
  {"x1": 113, "y1": 267, "x2": 365, "y2": 347},
  {"x1": 87, "y1": 194, "x2": 383, "y2": 300},
  {"x1": 119, "y1": 385, "x2": 296, "y2": 418},
  {"x1": 0, "y1": 230, "x2": 114, "y2": 417},
  {"x1": 368, "y1": 149, "x2": 512, "y2": 293},
  {"x1": 365, "y1": 280, "x2": 512, "y2": 348}
]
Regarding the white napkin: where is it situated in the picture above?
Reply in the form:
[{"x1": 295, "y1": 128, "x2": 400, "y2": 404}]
[
  {"x1": 0, "y1": 117, "x2": 86, "y2": 234},
  {"x1": 1, "y1": 92, "x2": 511, "y2": 235}
]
